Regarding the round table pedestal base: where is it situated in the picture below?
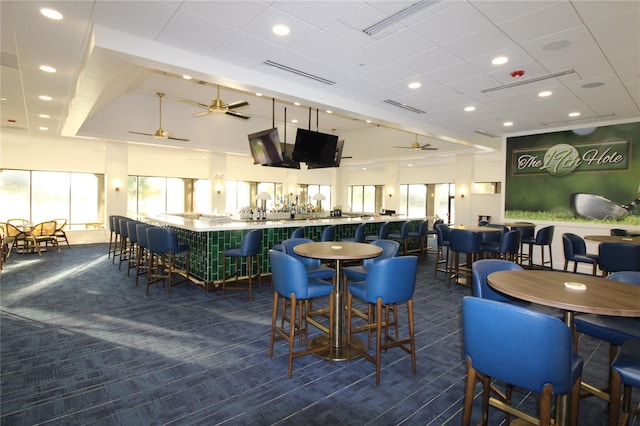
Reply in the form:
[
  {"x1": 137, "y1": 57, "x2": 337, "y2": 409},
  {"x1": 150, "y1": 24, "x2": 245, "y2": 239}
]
[{"x1": 309, "y1": 335, "x2": 366, "y2": 361}]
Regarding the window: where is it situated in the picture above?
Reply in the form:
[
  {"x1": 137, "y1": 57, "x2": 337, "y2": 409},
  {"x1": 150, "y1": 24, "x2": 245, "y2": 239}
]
[
  {"x1": 472, "y1": 182, "x2": 501, "y2": 194},
  {"x1": 298, "y1": 184, "x2": 331, "y2": 211},
  {"x1": 0, "y1": 169, "x2": 104, "y2": 229},
  {"x1": 128, "y1": 176, "x2": 208, "y2": 216},
  {"x1": 347, "y1": 185, "x2": 381, "y2": 213}
]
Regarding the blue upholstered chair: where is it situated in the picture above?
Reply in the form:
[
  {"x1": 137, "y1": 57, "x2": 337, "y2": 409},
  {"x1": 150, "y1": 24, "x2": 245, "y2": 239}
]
[
  {"x1": 434, "y1": 222, "x2": 451, "y2": 278},
  {"x1": 108, "y1": 215, "x2": 124, "y2": 260},
  {"x1": 598, "y1": 242, "x2": 640, "y2": 276},
  {"x1": 343, "y1": 239, "x2": 399, "y2": 284},
  {"x1": 471, "y1": 259, "x2": 528, "y2": 306},
  {"x1": 146, "y1": 227, "x2": 190, "y2": 297},
  {"x1": 609, "y1": 340, "x2": 640, "y2": 426},
  {"x1": 346, "y1": 256, "x2": 418, "y2": 385},
  {"x1": 484, "y1": 229, "x2": 522, "y2": 262},
  {"x1": 610, "y1": 228, "x2": 629, "y2": 236},
  {"x1": 407, "y1": 219, "x2": 429, "y2": 257},
  {"x1": 562, "y1": 233, "x2": 598, "y2": 275},
  {"x1": 511, "y1": 222, "x2": 535, "y2": 265},
  {"x1": 117, "y1": 218, "x2": 133, "y2": 270},
  {"x1": 365, "y1": 222, "x2": 389, "y2": 242},
  {"x1": 425, "y1": 218, "x2": 443, "y2": 250},
  {"x1": 320, "y1": 225, "x2": 336, "y2": 242},
  {"x1": 125, "y1": 220, "x2": 142, "y2": 276},
  {"x1": 574, "y1": 271, "x2": 640, "y2": 403},
  {"x1": 110, "y1": 216, "x2": 126, "y2": 264},
  {"x1": 449, "y1": 229, "x2": 481, "y2": 287},
  {"x1": 222, "y1": 228, "x2": 263, "y2": 300},
  {"x1": 134, "y1": 223, "x2": 154, "y2": 287},
  {"x1": 272, "y1": 226, "x2": 305, "y2": 252},
  {"x1": 281, "y1": 238, "x2": 335, "y2": 281},
  {"x1": 479, "y1": 224, "x2": 507, "y2": 253},
  {"x1": 524, "y1": 225, "x2": 554, "y2": 270},
  {"x1": 342, "y1": 222, "x2": 366, "y2": 243},
  {"x1": 268, "y1": 249, "x2": 334, "y2": 377},
  {"x1": 388, "y1": 220, "x2": 411, "y2": 255},
  {"x1": 461, "y1": 296, "x2": 583, "y2": 426}
]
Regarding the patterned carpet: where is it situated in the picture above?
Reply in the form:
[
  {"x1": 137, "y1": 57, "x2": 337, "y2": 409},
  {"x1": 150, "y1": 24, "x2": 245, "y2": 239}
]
[{"x1": 0, "y1": 243, "x2": 634, "y2": 425}]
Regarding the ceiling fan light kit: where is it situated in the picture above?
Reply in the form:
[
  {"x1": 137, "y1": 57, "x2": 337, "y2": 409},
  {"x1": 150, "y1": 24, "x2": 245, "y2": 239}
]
[
  {"x1": 179, "y1": 85, "x2": 250, "y2": 119},
  {"x1": 128, "y1": 92, "x2": 189, "y2": 142}
]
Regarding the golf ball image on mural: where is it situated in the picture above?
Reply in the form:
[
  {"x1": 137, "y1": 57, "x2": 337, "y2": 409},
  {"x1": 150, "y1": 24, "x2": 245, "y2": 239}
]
[{"x1": 542, "y1": 144, "x2": 580, "y2": 176}]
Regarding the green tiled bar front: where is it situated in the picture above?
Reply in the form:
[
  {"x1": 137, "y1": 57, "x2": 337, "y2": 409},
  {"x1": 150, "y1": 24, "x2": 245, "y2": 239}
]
[{"x1": 155, "y1": 216, "x2": 425, "y2": 291}]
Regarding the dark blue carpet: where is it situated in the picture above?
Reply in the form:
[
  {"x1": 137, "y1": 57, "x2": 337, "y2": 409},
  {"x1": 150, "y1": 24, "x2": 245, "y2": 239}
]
[{"x1": 0, "y1": 244, "x2": 635, "y2": 425}]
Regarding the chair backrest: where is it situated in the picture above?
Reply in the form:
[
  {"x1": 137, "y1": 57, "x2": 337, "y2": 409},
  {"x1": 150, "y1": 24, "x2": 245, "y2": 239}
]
[
  {"x1": 5, "y1": 223, "x2": 23, "y2": 238},
  {"x1": 606, "y1": 271, "x2": 640, "y2": 285},
  {"x1": 119, "y1": 218, "x2": 130, "y2": 238},
  {"x1": 352, "y1": 223, "x2": 366, "y2": 243},
  {"x1": 610, "y1": 228, "x2": 629, "y2": 236},
  {"x1": 291, "y1": 226, "x2": 305, "y2": 239},
  {"x1": 41, "y1": 221, "x2": 57, "y2": 237},
  {"x1": 498, "y1": 229, "x2": 522, "y2": 255},
  {"x1": 281, "y1": 238, "x2": 321, "y2": 268},
  {"x1": 397, "y1": 221, "x2": 410, "y2": 238},
  {"x1": 53, "y1": 218, "x2": 66, "y2": 232},
  {"x1": 378, "y1": 222, "x2": 390, "y2": 239},
  {"x1": 240, "y1": 228, "x2": 263, "y2": 256},
  {"x1": 449, "y1": 229, "x2": 481, "y2": 253},
  {"x1": 7, "y1": 219, "x2": 28, "y2": 227},
  {"x1": 127, "y1": 220, "x2": 141, "y2": 244},
  {"x1": 29, "y1": 222, "x2": 46, "y2": 236},
  {"x1": 472, "y1": 259, "x2": 523, "y2": 302},
  {"x1": 320, "y1": 225, "x2": 336, "y2": 242},
  {"x1": 136, "y1": 223, "x2": 153, "y2": 249},
  {"x1": 599, "y1": 243, "x2": 640, "y2": 273},
  {"x1": 362, "y1": 256, "x2": 418, "y2": 304},
  {"x1": 481, "y1": 224, "x2": 506, "y2": 243},
  {"x1": 433, "y1": 218, "x2": 444, "y2": 229},
  {"x1": 416, "y1": 220, "x2": 428, "y2": 236},
  {"x1": 435, "y1": 223, "x2": 450, "y2": 244},
  {"x1": 535, "y1": 225, "x2": 555, "y2": 245},
  {"x1": 363, "y1": 239, "x2": 400, "y2": 268},
  {"x1": 109, "y1": 215, "x2": 120, "y2": 232},
  {"x1": 147, "y1": 227, "x2": 180, "y2": 255},
  {"x1": 562, "y1": 233, "x2": 587, "y2": 260},
  {"x1": 462, "y1": 296, "x2": 577, "y2": 395},
  {"x1": 512, "y1": 222, "x2": 535, "y2": 240},
  {"x1": 269, "y1": 249, "x2": 312, "y2": 300}
]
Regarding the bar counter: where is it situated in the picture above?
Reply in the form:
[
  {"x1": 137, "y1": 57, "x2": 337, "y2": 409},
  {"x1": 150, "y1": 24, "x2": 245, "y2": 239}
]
[{"x1": 145, "y1": 213, "x2": 424, "y2": 291}]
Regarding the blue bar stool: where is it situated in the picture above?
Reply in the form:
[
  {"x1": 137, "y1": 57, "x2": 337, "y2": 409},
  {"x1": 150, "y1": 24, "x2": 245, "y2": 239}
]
[
  {"x1": 609, "y1": 340, "x2": 640, "y2": 426},
  {"x1": 146, "y1": 227, "x2": 190, "y2": 297},
  {"x1": 222, "y1": 228, "x2": 263, "y2": 300}
]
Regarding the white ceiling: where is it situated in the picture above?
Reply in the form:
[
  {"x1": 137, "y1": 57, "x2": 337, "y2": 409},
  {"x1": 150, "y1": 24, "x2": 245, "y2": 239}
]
[{"x1": 1, "y1": 0, "x2": 639, "y2": 168}]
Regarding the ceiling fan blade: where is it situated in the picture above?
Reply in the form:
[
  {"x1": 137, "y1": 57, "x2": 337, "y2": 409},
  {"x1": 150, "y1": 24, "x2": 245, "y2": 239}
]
[
  {"x1": 422, "y1": 147, "x2": 438, "y2": 150},
  {"x1": 226, "y1": 100, "x2": 249, "y2": 109},
  {"x1": 225, "y1": 110, "x2": 250, "y2": 119},
  {"x1": 129, "y1": 131, "x2": 154, "y2": 137},
  {"x1": 167, "y1": 135, "x2": 190, "y2": 142},
  {"x1": 393, "y1": 146, "x2": 412, "y2": 149},
  {"x1": 177, "y1": 97, "x2": 209, "y2": 109},
  {"x1": 420, "y1": 144, "x2": 438, "y2": 150},
  {"x1": 193, "y1": 110, "x2": 211, "y2": 117}
]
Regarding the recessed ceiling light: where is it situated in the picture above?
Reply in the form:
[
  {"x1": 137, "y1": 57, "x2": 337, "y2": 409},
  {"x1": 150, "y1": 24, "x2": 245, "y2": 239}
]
[
  {"x1": 40, "y1": 8, "x2": 63, "y2": 20},
  {"x1": 569, "y1": 112, "x2": 581, "y2": 117},
  {"x1": 326, "y1": 110, "x2": 332, "y2": 114},
  {"x1": 0, "y1": 97, "x2": 6, "y2": 101},
  {"x1": 294, "y1": 102, "x2": 301, "y2": 106},
  {"x1": 182, "y1": 74, "x2": 192, "y2": 80},
  {"x1": 291, "y1": 119, "x2": 298, "y2": 124},
  {"x1": 38, "y1": 126, "x2": 48, "y2": 131},
  {"x1": 39, "y1": 95, "x2": 53, "y2": 101},
  {"x1": 491, "y1": 56, "x2": 508, "y2": 65},
  {"x1": 272, "y1": 24, "x2": 290, "y2": 36},
  {"x1": 366, "y1": 119, "x2": 372, "y2": 123},
  {"x1": 408, "y1": 82, "x2": 421, "y2": 89},
  {"x1": 503, "y1": 121, "x2": 514, "y2": 127},
  {"x1": 464, "y1": 106, "x2": 476, "y2": 112},
  {"x1": 39, "y1": 114, "x2": 50, "y2": 118},
  {"x1": 538, "y1": 90, "x2": 552, "y2": 97},
  {"x1": 408, "y1": 164, "x2": 413, "y2": 167},
  {"x1": 39, "y1": 65, "x2": 56, "y2": 73},
  {"x1": 362, "y1": 167, "x2": 367, "y2": 171},
  {"x1": 255, "y1": 93, "x2": 262, "y2": 97}
]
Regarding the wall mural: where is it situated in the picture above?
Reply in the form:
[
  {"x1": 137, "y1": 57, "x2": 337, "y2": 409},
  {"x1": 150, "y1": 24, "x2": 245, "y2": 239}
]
[{"x1": 505, "y1": 121, "x2": 639, "y2": 225}]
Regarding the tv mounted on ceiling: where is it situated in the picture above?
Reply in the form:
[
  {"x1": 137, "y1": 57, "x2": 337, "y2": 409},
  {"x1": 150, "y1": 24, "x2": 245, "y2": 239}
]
[
  {"x1": 247, "y1": 128, "x2": 284, "y2": 165},
  {"x1": 307, "y1": 140, "x2": 344, "y2": 169},
  {"x1": 263, "y1": 142, "x2": 300, "y2": 169},
  {"x1": 292, "y1": 128, "x2": 339, "y2": 164}
]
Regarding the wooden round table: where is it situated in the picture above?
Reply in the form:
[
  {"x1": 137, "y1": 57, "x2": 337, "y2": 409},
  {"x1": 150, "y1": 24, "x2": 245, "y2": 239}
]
[
  {"x1": 294, "y1": 241, "x2": 382, "y2": 361},
  {"x1": 487, "y1": 269, "x2": 640, "y2": 426},
  {"x1": 584, "y1": 235, "x2": 640, "y2": 245}
]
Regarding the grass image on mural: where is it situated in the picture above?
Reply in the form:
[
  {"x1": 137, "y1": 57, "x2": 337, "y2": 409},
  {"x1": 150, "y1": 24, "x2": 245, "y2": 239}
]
[{"x1": 505, "y1": 122, "x2": 640, "y2": 225}]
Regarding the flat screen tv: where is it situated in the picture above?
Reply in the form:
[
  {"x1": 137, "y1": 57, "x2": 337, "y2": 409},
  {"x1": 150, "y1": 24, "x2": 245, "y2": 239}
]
[
  {"x1": 292, "y1": 128, "x2": 339, "y2": 164},
  {"x1": 263, "y1": 143, "x2": 300, "y2": 169},
  {"x1": 247, "y1": 128, "x2": 284, "y2": 165},
  {"x1": 307, "y1": 140, "x2": 344, "y2": 169}
]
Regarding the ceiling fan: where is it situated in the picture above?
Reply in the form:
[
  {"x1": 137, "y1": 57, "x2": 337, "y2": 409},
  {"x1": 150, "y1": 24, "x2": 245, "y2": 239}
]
[
  {"x1": 129, "y1": 92, "x2": 189, "y2": 142},
  {"x1": 394, "y1": 134, "x2": 438, "y2": 151},
  {"x1": 178, "y1": 85, "x2": 250, "y2": 119}
]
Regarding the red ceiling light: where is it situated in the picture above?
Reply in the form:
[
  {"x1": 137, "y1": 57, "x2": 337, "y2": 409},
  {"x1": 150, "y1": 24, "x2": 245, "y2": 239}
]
[{"x1": 510, "y1": 70, "x2": 525, "y2": 78}]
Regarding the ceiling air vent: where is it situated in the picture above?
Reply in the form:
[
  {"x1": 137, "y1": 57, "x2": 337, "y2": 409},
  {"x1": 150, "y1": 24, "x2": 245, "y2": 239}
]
[
  {"x1": 474, "y1": 130, "x2": 499, "y2": 138},
  {"x1": 383, "y1": 100, "x2": 425, "y2": 114},
  {"x1": 262, "y1": 60, "x2": 335, "y2": 85}
]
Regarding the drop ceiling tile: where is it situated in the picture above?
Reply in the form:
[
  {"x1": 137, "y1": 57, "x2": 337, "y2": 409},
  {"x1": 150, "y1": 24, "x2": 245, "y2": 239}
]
[
  {"x1": 266, "y1": 50, "x2": 353, "y2": 84},
  {"x1": 157, "y1": 10, "x2": 236, "y2": 55},
  {"x1": 93, "y1": 1, "x2": 179, "y2": 39},
  {"x1": 273, "y1": 1, "x2": 363, "y2": 28},
  {"x1": 588, "y1": 11, "x2": 640, "y2": 48},
  {"x1": 215, "y1": 33, "x2": 285, "y2": 64},
  {"x1": 426, "y1": 62, "x2": 484, "y2": 85},
  {"x1": 365, "y1": 29, "x2": 432, "y2": 62},
  {"x1": 498, "y1": 2, "x2": 583, "y2": 44},
  {"x1": 410, "y1": 1, "x2": 493, "y2": 46},
  {"x1": 179, "y1": 1, "x2": 268, "y2": 30},
  {"x1": 323, "y1": 20, "x2": 378, "y2": 48},
  {"x1": 239, "y1": 6, "x2": 320, "y2": 49},
  {"x1": 397, "y1": 47, "x2": 460, "y2": 74},
  {"x1": 572, "y1": 0, "x2": 639, "y2": 24},
  {"x1": 360, "y1": 63, "x2": 418, "y2": 85},
  {"x1": 289, "y1": 31, "x2": 358, "y2": 64},
  {"x1": 329, "y1": 48, "x2": 390, "y2": 76},
  {"x1": 443, "y1": 27, "x2": 515, "y2": 61},
  {"x1": 471, "y1": 0, "x2": 558, "y2": 25},
  {"x1": 333, "y1": 76, "x2": 381, "y2": 95}
]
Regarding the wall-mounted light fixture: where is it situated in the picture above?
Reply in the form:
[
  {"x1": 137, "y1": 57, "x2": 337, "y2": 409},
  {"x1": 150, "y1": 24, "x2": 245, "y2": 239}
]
[
  {"x1": 312, "y1": 193, "x2": 326, "y2": 210},
  {"x1": 214, "y1": 174, "x2": 224, "y2": 194},
  {"x1": 388, "y1": 186, "x2": 394, "y2": 197},
  {"x1": 113, "y1": 178, "x2": 121, "y2": 192},
  {"x1": 256, "y1": 191, "x2": 272, "y2": 210},
  {"x1": 460, "y1": 187, "x2": 466, "y2": 198}
]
